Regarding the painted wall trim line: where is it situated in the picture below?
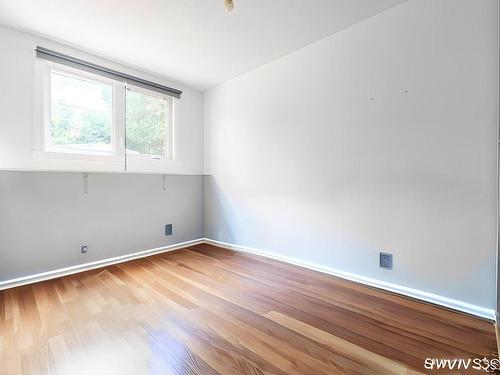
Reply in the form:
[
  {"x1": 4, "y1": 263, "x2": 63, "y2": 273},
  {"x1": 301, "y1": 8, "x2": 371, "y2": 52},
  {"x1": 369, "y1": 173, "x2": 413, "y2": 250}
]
[
  {"x1": 203, "y1": 238, "x2": 496, "y2": 321},
  {"x1": 0, "y1": 238, "x2": 205, "y2": 290}
]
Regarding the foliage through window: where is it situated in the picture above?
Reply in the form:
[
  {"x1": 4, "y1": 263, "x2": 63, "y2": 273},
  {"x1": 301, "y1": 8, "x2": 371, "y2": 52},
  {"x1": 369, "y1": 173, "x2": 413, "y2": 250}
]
[
  {"x1": 50, "y1": 71, "x2": 113, "y2": 152},
  {"x1": 43, "y1": 65, "x2": 174, "y2": 165},
  {"x1": 126, "y1": 89, "x2": 169, "y2": 158}
]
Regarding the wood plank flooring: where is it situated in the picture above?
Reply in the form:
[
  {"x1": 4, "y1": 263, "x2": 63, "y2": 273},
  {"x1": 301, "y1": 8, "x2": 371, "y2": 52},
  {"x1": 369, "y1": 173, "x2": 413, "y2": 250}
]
[{"x1": 0, "y1": 243, "x2": 497, "y2": 374}]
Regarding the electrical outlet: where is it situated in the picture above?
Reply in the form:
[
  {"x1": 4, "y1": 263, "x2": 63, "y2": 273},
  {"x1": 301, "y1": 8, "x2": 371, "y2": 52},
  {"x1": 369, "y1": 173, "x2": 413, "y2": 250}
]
[
  {"x1": 81, "y1": 245, "x2": 88, "y2": 254},
  {"x1": 379, "y1": 252, "x2": 393, "y2": 269},
  {"x1": 165, "y1": 224, "x2": 173, "y2": 236}
]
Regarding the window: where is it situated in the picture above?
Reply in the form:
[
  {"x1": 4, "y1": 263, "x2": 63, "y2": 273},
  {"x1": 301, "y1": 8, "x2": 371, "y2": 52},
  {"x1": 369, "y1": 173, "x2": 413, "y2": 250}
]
[
  {"x1": 126, "y1": 88, "x2": 171, "y2": 159},
  {"x1": 37, "y1": 61, "x2": 176, "y2": 171},
  {"x1": 49, "y1": 70, "x2": 113, "y2": 153}
]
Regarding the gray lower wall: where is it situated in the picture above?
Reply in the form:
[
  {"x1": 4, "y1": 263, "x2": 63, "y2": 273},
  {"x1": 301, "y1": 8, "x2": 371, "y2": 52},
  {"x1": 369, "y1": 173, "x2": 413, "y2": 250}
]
[{"x1": 0, "y1": 171, "x2": 204, "y2": 282}]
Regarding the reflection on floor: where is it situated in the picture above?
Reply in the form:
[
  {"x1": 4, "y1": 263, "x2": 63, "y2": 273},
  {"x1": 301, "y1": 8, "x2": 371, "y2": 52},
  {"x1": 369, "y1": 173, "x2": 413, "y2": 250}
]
[{"x1": 1, "y1": 244, "x2": 497, "y2": 374}]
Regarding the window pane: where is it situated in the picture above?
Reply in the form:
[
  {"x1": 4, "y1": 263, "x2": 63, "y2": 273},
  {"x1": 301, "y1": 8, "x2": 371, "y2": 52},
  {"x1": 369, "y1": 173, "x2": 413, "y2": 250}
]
[
  {"x1": 50, "y1": 71, "x2": 113, "y2": 152},
  {"x1": 126, "y1": 89, "x2": 168, "y2": 157}
]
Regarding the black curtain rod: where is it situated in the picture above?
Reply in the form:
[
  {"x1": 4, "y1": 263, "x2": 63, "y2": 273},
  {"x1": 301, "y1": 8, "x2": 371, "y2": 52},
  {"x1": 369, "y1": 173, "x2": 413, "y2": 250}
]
[{"x1": 35, "y1": 46, "x2": 182, "y2": 98}]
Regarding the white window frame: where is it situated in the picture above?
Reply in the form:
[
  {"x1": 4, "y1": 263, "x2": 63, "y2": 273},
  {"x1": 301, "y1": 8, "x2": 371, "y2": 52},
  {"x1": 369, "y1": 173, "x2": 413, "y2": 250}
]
[
  {"x1": 33, "y1": 59, "x2": 180, "y2": 173},
  {"x1": 124, "y1": 85, "x2": 174, "y2": 161},
  {"x1": 45, "y1": 66, "x2": 120, "y2": 156}
]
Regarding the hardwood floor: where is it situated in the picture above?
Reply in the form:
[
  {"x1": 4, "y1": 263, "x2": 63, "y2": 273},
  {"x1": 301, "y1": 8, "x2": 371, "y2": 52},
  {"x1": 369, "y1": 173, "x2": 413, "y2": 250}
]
[{"x1": 0, "y1": 244, "x2": 497, "y2": 374}]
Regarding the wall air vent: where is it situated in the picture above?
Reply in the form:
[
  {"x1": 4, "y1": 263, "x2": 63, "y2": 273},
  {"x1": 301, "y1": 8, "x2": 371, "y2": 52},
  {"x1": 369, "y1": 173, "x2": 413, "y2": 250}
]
[{"x1": 379, "y1": 252, "x2": 393, "y2": 269}]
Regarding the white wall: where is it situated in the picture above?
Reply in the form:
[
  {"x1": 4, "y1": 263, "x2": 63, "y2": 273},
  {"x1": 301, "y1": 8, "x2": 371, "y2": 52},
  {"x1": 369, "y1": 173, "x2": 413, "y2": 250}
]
[
  {"x1": 205, "y1": 0, "x2": 499, "y2": 313},
  {"x1": 0, "y1": 25, "x2": 204, "y2": 174}
]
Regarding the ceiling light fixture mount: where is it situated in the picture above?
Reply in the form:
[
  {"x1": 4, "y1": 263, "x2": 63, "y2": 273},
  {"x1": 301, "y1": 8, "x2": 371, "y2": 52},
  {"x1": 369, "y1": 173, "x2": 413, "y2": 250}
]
[{"x1": 224, "y1": 0, "x2": 234, "y2": 12}]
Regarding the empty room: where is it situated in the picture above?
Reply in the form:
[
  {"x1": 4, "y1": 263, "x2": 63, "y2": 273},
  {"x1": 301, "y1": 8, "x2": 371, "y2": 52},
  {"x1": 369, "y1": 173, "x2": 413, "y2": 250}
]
[{"x1": 0, "y1": 0, "x2": 499, "y2": 374}]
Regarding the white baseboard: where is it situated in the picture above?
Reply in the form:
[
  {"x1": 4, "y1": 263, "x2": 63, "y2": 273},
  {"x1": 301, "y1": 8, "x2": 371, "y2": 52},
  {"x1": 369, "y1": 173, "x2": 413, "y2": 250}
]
[
  {"x1": 1, "y1": 237, "x2": 494, "y2": 321},
  {"x1": 203, "y1": 238, "x2": 496, "y2": 321},
  {"x1": 0, "y1": 238, "x2": 204, "y2": 291}
]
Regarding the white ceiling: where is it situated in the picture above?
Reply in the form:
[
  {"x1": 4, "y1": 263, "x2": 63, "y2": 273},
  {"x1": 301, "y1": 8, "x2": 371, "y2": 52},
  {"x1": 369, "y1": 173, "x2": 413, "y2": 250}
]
[{"x1": 0, "y1": 0, "x2": 406, "y2": 91}]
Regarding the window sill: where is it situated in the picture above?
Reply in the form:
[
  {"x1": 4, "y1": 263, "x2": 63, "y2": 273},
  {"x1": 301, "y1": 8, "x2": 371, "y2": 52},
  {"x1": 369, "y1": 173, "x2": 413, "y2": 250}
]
[
  {"x1": 125, "y1": 157, "x2": 183, "y2": 173},
  {"x1": 33, "y1": 150, "x2": 118, "y2": 161},
  {"x1": 31, "y1": 150, "x2": 182, "y2": 174}
]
